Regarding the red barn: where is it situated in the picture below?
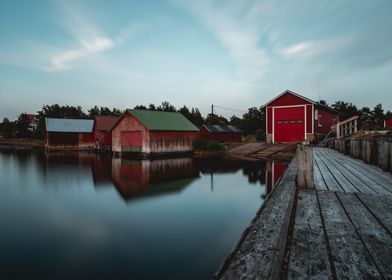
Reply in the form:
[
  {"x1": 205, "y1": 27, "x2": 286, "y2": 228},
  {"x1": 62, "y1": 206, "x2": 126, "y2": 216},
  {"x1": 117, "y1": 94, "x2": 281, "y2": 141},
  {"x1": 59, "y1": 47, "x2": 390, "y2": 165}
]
[
  {"x1": 45, "y1": 118, "x2": 95, "y2": 150},
  {"x1": 264, "y1": 90, "x2": 338, "y2": 144},
  {"x1": 200, "y1": 125, "x2": 242, "y2": 142},
  {"x1": 93, "y1": 115, "x2": 120, "y2": 149},
  {"x1": 111, "y1": 110, "x2": 200, "y2": 155},
  {"x1": 385, "y1": 118, "x2": 392, "y2": 129}
]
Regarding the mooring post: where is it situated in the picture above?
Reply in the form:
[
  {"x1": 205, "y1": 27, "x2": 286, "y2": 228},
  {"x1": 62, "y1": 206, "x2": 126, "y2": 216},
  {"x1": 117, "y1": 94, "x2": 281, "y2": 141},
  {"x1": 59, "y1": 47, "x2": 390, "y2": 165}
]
[{"x1": 296, "y1": 144, "x2": 314, "y2": 188}]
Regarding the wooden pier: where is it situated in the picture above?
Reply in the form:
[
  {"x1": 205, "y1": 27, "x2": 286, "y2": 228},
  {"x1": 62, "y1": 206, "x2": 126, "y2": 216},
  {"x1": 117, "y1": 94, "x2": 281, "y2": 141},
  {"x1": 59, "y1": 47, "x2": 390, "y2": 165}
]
[{"x1": 215, "y1": 147, "x2": 392, "y2": 280}]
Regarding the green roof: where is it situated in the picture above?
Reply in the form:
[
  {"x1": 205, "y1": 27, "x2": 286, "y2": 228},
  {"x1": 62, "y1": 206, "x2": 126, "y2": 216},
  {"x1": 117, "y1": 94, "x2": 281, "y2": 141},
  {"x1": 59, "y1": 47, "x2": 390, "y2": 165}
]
[{"x1": 128, "y1": 109, "x2": 199, "y2": 131}]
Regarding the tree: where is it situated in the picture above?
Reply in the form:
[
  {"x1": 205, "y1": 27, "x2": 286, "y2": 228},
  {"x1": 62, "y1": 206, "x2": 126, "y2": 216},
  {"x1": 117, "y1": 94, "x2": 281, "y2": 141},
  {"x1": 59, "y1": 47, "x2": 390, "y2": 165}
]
[
  {"x1": 205, "y1": 113, "x2": 229, "y2": 125},
  {"x1": 241, "y1": 107, "x2": 265, "y2": 135},
  {"x1": 157, "y1": 101, "x2": 176, "y2": 112},
  {"x1": 229, "y1": 115, "x2": 242, "y2": 129},
  {"x1": 371, "y1": 103, "x2": 384, "y2": 130},
  {"x1": 134, "y1": 105, "x2": 147, "y2": 110},
  {"x1": 331, "y1": 101, "x2": 359, "y2": 121},
  {"x1": 16, "y1": 113, "x2": 32, "y2": 138},
  {"x1": 1, "y1": 118, "x2": 15, "y2": 138},
  {"x1": 89, "y1": 106, "x2": 122, "y2": 117}
]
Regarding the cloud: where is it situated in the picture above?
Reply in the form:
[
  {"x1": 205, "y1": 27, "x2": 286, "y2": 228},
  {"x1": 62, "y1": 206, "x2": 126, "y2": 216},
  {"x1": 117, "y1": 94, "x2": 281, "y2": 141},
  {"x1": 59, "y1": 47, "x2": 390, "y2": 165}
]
[
  {"x1": 47, "y1": 1, "x2": 143, "y2": 71},
  {"x1": 49, "y1": 36, "x2": 114, "y2": 71},
  {"x1": 174, "y1": 0, "x2": 269, "y2": 83}
]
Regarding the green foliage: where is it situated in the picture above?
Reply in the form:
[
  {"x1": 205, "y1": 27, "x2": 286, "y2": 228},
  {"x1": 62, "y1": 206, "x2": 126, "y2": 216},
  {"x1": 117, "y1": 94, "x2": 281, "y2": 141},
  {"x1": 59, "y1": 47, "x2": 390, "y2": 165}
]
[
  {"x1": 88, "y1": 106, "x2": 122, "y2": 117},
  {"x1": 16, "y1": 113, "x2": 32, "y2": 138},
  {"x1": 1, "y1": 118, "x2": 15, "y2": 138},
  {"x1": 193, "y1": 138, "x2": 224, "y2": 151},
  {"x1": 205, "y1": 113, "x2": 229, "y2": 125}
]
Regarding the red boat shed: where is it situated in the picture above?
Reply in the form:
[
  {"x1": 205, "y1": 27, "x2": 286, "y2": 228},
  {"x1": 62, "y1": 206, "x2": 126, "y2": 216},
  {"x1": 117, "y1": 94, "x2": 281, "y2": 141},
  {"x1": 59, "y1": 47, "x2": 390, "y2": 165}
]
[
  {"x1": 200, "y1": 125, "x2": 242, "y2": 142},
  {"x1": 111, "y1": 110, "x2": 200, "y2": 155},
  {"x1": 385, "y1": 118, "x2": 392, "y2": 129},
  {"x1": 93, "y1": 115, "x2": 120, "y2": 149},
  {"x1": 45, "y1": 118, "x2": 95, "y2": 150},
  {"x1": 264, "y1": 90, "x2": 338, "y2": 144}
]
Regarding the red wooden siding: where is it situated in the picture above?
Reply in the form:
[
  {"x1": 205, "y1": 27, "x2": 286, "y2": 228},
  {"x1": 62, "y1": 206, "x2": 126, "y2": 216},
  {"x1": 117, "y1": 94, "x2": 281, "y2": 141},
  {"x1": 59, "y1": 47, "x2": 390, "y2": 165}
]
[
  {"x1": 121, "y1": 131, "x2": 142, "y2": 152},
  {"x1": 268, "y1": 93, "x2": 312, "y2": 107},
  {"x1": 150, "y1": 131, "x2": 198, "y2": 153},
  {"x1": 111, "y1": 114, "x2": 148, "y2": 153},
  {"x1": 274, "y1": 106, "x2": 305, "y2": 143},
  {"x1": 315, "y1": 108, "x2": 338, "y2": 134},
  {"x1": 385, "y1": 118, "x2": 392, "y2": 129},
  {"x1": 45, "y1": 132, "x2": 94, "y2": 149}
]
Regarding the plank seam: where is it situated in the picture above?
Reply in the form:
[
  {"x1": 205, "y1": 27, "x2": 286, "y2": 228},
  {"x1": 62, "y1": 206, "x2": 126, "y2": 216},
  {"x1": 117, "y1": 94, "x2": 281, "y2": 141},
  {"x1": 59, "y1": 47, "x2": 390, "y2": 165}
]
[
  {"x1": 334, "y1": 193, "x2": 384, "y2": 278},
  {"x1": 316, "y1": 190, "x2": 337, "y2": 280}
]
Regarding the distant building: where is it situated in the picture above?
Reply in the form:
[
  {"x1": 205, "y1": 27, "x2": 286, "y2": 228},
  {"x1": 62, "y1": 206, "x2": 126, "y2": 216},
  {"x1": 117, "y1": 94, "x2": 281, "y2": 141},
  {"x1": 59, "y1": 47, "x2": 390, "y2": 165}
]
[
  {"x1": 111, "y1": 110, "x2": 200, "y2": 155},
  {"x1": 45, "y1": 118, "x2": 95, "y2": 150},
  {"x1": 264, "y1": 90, "x2": 339, "y2": 144},
  {"x1": 200, "y1": 124, "x2": 242, "y2": 142},
  {"x1": 385, "y1": 118, "x2": 392, "y2": 129},
  {"x1": 93, "y1": 115, "x2": 120, "y2": 149},
  {"x1": 26, "y1": 114, "x2": 38, "y2": 131}
]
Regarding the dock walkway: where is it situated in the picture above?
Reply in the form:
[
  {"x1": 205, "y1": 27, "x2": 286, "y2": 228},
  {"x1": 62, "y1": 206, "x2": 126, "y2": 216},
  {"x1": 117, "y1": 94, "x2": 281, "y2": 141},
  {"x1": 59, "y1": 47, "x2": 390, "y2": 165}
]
[{"x1": 216, "y1": 147, "x2": 392, "y2": 279}]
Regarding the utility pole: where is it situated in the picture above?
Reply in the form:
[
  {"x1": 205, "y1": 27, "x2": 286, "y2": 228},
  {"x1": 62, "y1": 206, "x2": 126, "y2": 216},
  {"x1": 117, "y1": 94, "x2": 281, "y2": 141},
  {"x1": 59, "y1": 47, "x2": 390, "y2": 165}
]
[{"x1": 211, "y1": 104, "x2": 214, "y2": 124}]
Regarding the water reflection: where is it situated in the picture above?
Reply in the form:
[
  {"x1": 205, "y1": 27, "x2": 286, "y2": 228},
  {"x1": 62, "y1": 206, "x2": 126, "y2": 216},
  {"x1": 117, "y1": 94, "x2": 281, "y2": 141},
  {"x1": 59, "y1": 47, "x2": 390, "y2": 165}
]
[
  {"x1": 38, "y1": 153, "x2": 287, "y2": 201},
  {"x1": 0, "y1": 150, "x2": 288, "y2": 280}
]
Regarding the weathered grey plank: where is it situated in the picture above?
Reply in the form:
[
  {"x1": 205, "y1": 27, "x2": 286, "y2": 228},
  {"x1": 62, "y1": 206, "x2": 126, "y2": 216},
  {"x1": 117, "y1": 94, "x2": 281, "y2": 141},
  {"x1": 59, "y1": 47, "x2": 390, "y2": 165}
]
[
  {"x1": 313, "y1": 151, "x2": 343, "y2": 192},
  {"x1": 337, "y1": 192, "x2": 392, "y2": 279},
  {"x1": 313, "y1": 158, "x2": 328, "y2": 191},
  {"x1": 317, "y1": 191, "x2": 381, "y2": 279},
  {"x1": 356, "y1": 193, "x2": 392, "y2": 235},
  {"x1": 288, "y1": 190, "x2": 332, "y2": 279},
  {"x1": 315, "y1": 149, "x2": 359, "y2": 193},
  {"x1": 297, "y1": 145, "x2": 314, "y2": 188},
  {"x1": 319, "y1": 148, "x2": 392, "y2": 196},
  {"x1": 216, "y1": 160, "x2": 297, "y2": 280},
  {"x1": 326, "y1": 148, "x2": 392, "y2": 184},
  {"x1": 316, "y1": 148, "x2": 378, "y2": 195}
]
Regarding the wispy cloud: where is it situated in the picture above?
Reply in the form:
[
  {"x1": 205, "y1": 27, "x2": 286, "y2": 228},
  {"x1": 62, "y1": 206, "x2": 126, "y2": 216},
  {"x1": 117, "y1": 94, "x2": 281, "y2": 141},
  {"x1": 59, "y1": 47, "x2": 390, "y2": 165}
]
[
  {"x1": 174, "y1": 0, "x2": 269, "y2": 83},
  {"x1": 47, "y1": 1, "x2": 142, "y2": 71}
]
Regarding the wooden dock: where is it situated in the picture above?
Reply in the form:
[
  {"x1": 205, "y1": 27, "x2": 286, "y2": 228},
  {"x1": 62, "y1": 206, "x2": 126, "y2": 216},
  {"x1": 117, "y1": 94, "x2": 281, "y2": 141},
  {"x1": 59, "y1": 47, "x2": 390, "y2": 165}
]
[
  {"x1": 215, "y1": 147, "x2": 392, "y2": 280},
  {"x1": 228, "y1": 142, "x2": 296, "y2": 161}
]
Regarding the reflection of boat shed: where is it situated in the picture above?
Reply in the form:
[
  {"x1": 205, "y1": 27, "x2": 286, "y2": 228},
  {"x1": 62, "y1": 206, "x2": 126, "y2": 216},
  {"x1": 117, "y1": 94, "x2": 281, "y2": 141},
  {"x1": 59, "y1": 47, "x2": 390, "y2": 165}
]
[
  {"x1": 45, "y1": 118, "x2": 95, "y2": 150},
  {"x1": 110, "y1": 158, "x2": 199, "y2": 201},
  {"x1": 200, "y1": 125, "x2": 242, "y2": 142},
  {"x1": 93, "y1": 116, "x2": 120, "y2": 149},
  {"x1": 111, "y1": 110, "x2": 199, "y2": 155}
]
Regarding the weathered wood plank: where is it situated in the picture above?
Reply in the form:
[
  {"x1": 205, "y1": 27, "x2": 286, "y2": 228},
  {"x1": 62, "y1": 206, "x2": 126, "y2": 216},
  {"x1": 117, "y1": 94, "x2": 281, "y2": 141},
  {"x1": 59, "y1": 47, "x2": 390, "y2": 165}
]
[
  {"x1": 313, "y1": 151, "x2": 343, "y2": 192},
  {"x1": 215, "y1": 159, "x2": 297, "y2": 280},
  {"x1": 288, "y1": 190, "x2": 332, "y2": 279},
  {"x1": 315, "y1": 149, "x2": 359, "y2": 193},
  {"x1": 317, "y1": 191, "x2": 381, "y2": 279},
  {"x1": 356, "y1": 193, "x2": 392, "y2": 235},
  {"x1": 326, "y1": 148, "x2": 392, "y2": 184},
  {"x1": 319, "y1": 148, "x2": 392, "y2": 196},
  {"x1": 313, "y1": 158, "x2": 328, "y2": 191},
  {"x1": 297, "y1": 145, "x2": 314, "y2": 188},
  {"x1": 316, "y1": 148, "x2": 378, "y2": 195},
  {"x1": 337, "y1": 192, "x2": 392, "y2": 279}
]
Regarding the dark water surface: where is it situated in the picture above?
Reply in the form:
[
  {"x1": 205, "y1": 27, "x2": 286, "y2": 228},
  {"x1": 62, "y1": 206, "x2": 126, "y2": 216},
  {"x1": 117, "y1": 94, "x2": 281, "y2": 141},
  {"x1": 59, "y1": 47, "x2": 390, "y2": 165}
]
[{"x1": 0, "y1": 151, "x2": 286, "y2": 280}]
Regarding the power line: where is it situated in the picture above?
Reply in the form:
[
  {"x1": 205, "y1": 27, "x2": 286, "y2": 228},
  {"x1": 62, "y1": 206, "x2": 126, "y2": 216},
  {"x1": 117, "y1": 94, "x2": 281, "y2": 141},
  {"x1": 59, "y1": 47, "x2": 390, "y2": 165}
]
[{"x1": 213, "y1": 104, "x2": 247, "y2": 113}]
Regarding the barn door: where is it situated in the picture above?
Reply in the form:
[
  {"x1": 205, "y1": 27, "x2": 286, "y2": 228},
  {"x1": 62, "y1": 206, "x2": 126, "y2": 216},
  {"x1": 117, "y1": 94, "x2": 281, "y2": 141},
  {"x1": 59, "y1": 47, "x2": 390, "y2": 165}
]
[
  {"x1": 274, "y1": 106, "x2": 305, "y2": 143},
  {"x1": 121, "y1": 131, "x2": 142, "y2": 152}
]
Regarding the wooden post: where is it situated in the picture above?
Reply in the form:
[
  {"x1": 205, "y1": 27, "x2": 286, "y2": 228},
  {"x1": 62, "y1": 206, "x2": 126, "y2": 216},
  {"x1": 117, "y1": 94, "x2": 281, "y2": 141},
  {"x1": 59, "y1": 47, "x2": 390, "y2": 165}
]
[
  {"x1": 297, "y1": 145, "x2": 314, "y2": 188},
  {"x1": 382, "y1": 141, "x2": 390, "y2": 171}
]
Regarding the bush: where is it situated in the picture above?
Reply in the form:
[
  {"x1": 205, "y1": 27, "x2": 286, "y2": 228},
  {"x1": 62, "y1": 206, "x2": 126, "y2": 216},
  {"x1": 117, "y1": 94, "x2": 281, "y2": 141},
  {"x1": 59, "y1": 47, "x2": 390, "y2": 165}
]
[{"x1": 193, "y1": 138, "x2": 224, "y2": 151}]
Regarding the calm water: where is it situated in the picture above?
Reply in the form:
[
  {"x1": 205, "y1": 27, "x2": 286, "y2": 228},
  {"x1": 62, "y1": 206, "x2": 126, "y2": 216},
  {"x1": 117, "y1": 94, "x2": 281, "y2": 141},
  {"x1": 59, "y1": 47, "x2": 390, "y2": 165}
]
[{"x1": 0, "y1": 151, "x2": 286, "y2": 280}]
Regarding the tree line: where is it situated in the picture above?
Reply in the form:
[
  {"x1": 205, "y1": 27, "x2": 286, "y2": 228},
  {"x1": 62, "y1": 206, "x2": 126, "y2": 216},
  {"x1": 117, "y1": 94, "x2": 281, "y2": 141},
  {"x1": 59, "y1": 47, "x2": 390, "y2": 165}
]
[{"x1": 1, "y1": 100, "x2": 391, "y2": 140}]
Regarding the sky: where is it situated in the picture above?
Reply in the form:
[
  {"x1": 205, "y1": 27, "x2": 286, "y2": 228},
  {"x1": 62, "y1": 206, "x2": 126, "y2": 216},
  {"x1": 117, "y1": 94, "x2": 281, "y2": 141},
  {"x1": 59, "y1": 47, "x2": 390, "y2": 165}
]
[{"x1": 1, "y1": 0, "x2": 392, "y2": 120}]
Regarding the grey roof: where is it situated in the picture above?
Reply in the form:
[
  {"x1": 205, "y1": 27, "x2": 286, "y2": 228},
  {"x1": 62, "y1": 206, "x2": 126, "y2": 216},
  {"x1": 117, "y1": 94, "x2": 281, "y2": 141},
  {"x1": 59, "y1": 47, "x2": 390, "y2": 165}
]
[
  {"x1": 45, "y1": 118, "x2": 94, "y2": 133},
  {"x1": 203, "y1": 125, "x2": 242, "y2": 133}
]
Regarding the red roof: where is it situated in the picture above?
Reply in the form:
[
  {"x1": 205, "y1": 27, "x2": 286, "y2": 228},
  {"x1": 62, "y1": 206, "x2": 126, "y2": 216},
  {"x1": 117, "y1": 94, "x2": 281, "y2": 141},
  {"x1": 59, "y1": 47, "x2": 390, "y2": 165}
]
[{"x1": 94, "y1": 116, "x2": 120, "y2": 131}]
